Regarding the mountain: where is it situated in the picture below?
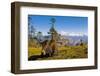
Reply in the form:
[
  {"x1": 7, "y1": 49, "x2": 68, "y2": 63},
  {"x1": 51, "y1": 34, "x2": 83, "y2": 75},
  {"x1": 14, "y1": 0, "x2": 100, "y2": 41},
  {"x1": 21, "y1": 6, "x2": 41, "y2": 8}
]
[
  {"x1": 64, "y1": 35, "x2": 88, "y2": 46},
  {"x1": 37, "y1": 34, "x2": 88, "y2": 46}
]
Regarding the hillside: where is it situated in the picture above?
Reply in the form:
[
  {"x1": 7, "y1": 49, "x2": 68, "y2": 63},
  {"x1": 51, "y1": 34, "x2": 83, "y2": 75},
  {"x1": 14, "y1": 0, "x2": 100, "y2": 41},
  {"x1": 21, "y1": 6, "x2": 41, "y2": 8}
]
[{"x1": 28, "y1": 44, "x2": 88, "y2": 60}]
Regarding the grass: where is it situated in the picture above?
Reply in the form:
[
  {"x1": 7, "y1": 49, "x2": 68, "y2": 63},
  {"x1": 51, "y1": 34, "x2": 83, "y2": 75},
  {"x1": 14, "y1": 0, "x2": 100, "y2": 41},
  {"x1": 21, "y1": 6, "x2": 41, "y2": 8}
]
[
  {"x1": 28, "y1": 47, "x2": 42, "y2": 57},
  {"x1": 28, "y1": 45, "x2": 88, "y2": 60}
]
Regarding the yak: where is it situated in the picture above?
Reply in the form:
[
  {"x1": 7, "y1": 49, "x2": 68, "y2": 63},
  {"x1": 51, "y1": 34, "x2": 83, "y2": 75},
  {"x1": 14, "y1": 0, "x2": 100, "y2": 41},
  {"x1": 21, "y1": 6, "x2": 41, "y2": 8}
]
[{"x1": 40, "y1": 39, "x2": 58, "y2": 57}]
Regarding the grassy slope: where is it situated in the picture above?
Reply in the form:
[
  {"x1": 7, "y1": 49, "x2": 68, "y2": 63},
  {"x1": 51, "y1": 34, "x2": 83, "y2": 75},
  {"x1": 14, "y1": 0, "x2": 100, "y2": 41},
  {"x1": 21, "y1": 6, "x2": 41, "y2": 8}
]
[{"x1": 28, "y1": 45, "x2": 88, "y2": 60}]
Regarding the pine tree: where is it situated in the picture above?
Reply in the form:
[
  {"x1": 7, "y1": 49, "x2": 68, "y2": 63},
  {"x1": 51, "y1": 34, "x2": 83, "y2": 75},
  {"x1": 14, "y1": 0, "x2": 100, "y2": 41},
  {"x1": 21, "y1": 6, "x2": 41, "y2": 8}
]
[{"x1": 28, "y1": 16, "x2": 36, "y2": 39}]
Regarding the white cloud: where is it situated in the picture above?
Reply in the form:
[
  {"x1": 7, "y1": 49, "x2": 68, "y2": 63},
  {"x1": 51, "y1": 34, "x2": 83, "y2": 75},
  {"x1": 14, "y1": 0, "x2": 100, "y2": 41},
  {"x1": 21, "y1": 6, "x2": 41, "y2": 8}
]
[
  {"x1": 59, "y1": 31, "x2": 68, "y2": 35},
  {"x1": 59, "y1": 31, "x2": 86, "y2": 36},
  {"x1": 68, "y1": 33, "x2": 84, "y2": 36}
]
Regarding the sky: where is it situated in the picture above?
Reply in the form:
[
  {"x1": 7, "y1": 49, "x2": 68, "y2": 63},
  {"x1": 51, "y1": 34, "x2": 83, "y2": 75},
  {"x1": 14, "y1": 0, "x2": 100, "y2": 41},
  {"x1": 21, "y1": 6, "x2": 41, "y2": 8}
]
[{"x1": 28, "y1": 15, "x2": 88, "y2": 36}]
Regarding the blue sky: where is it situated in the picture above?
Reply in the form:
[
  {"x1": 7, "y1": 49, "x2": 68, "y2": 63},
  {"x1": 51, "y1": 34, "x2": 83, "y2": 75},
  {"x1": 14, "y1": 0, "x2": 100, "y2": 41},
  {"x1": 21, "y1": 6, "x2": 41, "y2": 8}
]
[{"x1": 28, "y1": 15, "x2": 88, "y2": 36}]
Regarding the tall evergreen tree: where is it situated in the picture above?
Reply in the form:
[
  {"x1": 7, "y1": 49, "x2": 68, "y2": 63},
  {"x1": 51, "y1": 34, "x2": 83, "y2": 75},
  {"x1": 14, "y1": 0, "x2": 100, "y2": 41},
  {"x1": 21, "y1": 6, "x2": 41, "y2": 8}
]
[{"x1": 28, "y1": 16, "x2": 36, "y2": 39}]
